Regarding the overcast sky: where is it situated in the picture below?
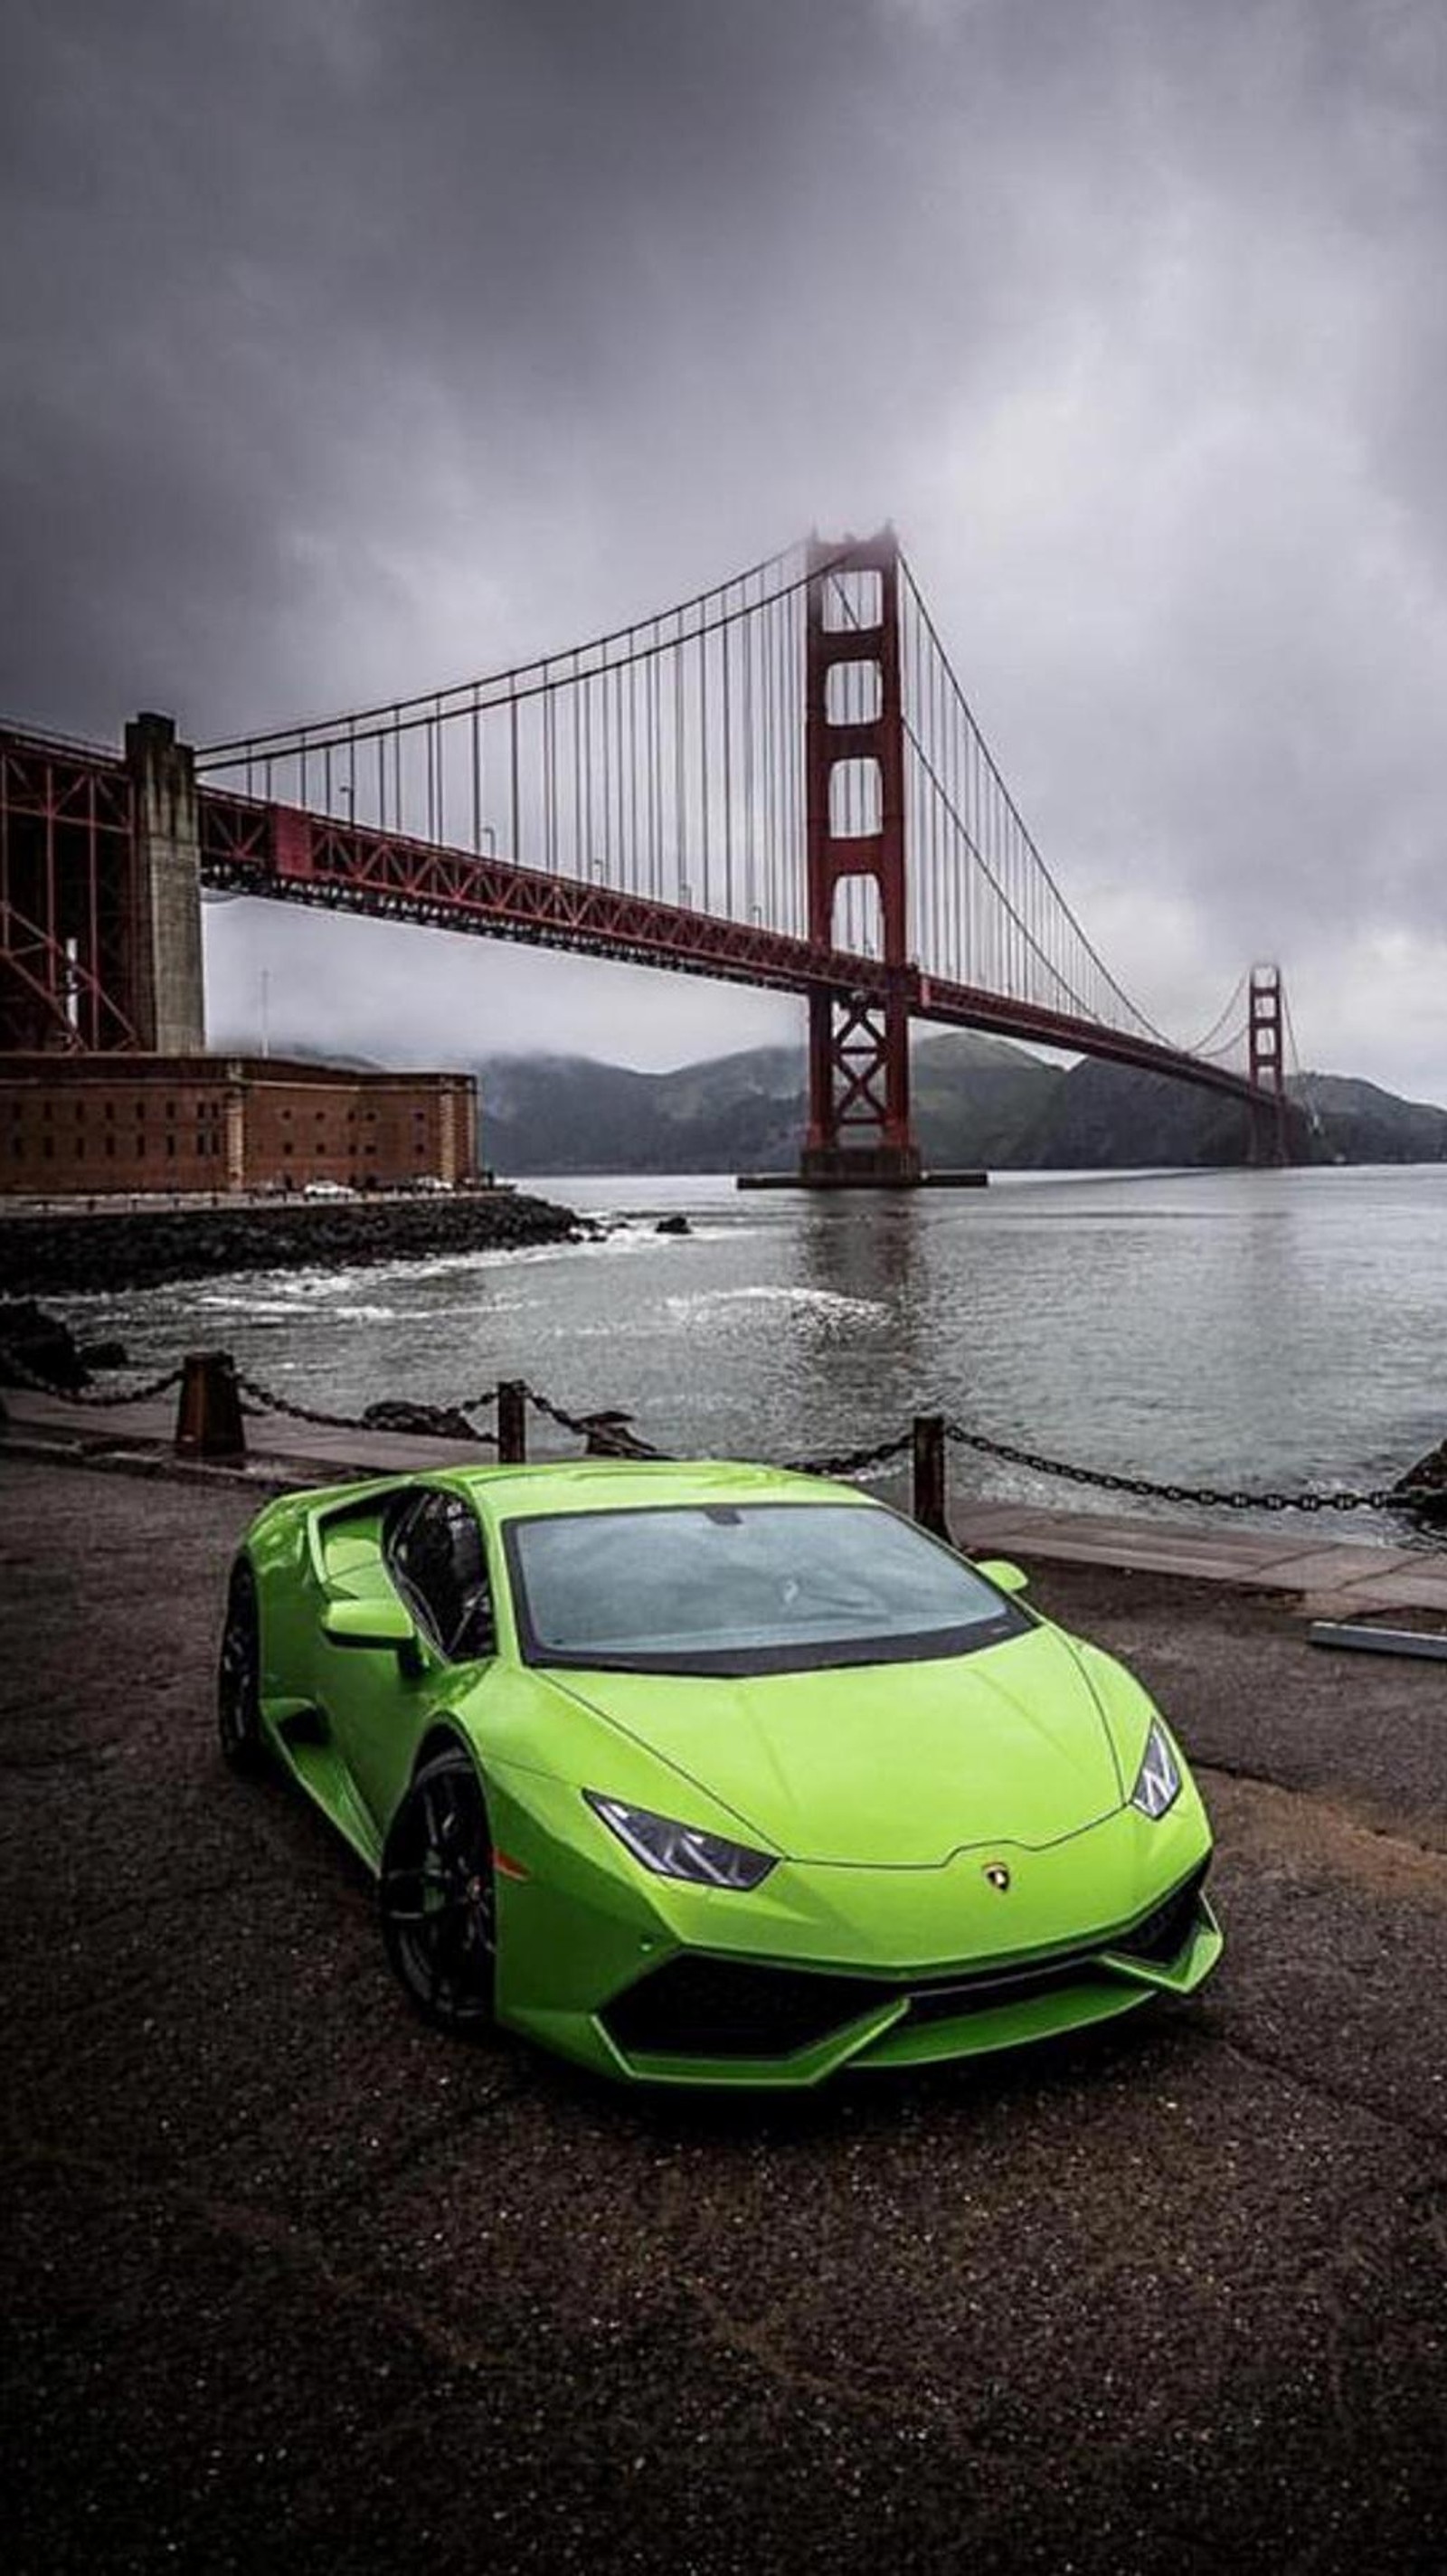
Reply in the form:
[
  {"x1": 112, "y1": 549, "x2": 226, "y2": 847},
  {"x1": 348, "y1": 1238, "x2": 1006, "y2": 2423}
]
[{"x1": 5, "y1": 0, "x2": 1444, "y2": 1096}]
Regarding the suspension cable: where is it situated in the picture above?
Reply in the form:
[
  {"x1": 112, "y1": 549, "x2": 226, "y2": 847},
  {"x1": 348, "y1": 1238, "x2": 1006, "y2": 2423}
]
[
  {"x1": 197, "y1": 542, "x2": 849, "y2": 765},
  {"x1": 898, "y1": 553, "x2": 1175, "y2": 1046}
]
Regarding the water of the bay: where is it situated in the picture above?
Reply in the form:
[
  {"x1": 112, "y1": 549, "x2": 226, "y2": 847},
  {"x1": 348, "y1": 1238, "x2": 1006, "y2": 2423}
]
[{"x1": 50, "y1": 1163, "x2": 1446, "y2": 1549}]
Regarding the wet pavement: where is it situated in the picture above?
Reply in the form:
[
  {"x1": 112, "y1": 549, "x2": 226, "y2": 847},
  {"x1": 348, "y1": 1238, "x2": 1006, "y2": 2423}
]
[{"x1": 4, "y1": 1456, "x2": 1446, "y2": 2574}]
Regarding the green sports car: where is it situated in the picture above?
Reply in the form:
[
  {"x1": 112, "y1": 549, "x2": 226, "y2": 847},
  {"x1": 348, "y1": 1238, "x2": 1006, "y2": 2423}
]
[{"x1": 219, "y1": 1458, "x2": 1221, "y2": 2087}]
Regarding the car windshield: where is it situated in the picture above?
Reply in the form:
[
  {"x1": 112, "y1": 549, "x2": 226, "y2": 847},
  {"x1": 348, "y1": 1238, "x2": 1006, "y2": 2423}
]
[{"x1": 505, "y1": 1502, "x2": 1030, "y2": 1677}]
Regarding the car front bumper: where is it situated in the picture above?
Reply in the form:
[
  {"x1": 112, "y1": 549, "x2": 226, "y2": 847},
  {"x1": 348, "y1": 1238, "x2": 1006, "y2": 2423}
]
[{"x1": 485, "y1": 1761, "x2": 1222, "y2": 2088}]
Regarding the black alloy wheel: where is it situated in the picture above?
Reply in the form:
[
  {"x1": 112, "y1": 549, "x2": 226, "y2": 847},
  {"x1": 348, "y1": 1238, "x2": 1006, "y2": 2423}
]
[
  {"x1": 380, "y1": 1746, "x2": 497, "y2": 2033},
  {"x1": 217, "y1": 1558, "x2": 267, "y2": 1775}
]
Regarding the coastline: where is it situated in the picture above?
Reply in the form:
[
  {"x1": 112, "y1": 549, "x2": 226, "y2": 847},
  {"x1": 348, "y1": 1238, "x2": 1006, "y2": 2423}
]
[{"x1": 0, "y1": 1187, "x2": 587, "y2": 1297}]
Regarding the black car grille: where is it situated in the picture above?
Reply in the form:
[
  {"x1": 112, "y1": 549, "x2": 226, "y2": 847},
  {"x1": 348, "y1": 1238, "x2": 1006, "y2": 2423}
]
[
  {"x1": 603, "y1": 1956, "x2": 888, "y2": 2060},
  {"x1": 602, "y1": 1864, "x2": 1209, "y2": 2063}
]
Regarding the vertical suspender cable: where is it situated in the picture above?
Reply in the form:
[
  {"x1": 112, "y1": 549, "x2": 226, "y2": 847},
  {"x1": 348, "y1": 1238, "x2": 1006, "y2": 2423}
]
[{"x1": 722, "y1": 590, "x2": 733, "y2": 922}]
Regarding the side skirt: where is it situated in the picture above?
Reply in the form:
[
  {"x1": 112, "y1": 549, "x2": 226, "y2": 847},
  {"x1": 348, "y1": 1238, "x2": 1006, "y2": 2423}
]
[{"x1": 260, "y1": 1698, "x2": 383, "y2": 1873}]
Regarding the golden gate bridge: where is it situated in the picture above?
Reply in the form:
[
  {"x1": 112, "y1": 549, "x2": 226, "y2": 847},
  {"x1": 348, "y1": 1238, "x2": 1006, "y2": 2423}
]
[{"x1": 0, "y1": 528, "x2": 1299, "y2": 1177}]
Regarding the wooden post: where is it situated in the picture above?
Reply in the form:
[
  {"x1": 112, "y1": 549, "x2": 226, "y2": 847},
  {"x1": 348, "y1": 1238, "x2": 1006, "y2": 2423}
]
[
  {"x1": 175, "y1": 1350, "x2": 246, "y2": 1461},
  {"x1": 912, "y1": 1413, "x2": 949, "y2": 1539},
  {"x1": 497, "y1": 1379, "x2": 528, "y2": 1465}
]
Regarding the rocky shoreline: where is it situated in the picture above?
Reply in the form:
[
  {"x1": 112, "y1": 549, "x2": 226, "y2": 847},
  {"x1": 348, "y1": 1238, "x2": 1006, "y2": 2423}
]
[{"x1": 0, "y1": 1188, "x2": 590, "y2": 1298}]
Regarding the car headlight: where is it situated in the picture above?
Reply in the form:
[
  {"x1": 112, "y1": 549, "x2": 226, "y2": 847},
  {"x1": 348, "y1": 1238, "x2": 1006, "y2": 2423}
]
[
  {"x1": 1130, "y1": 1718, "x2": 1182, "y2": 1820},
  {"x1": 585, "y1": 1793, "x2": 777, "y2": 1889}
]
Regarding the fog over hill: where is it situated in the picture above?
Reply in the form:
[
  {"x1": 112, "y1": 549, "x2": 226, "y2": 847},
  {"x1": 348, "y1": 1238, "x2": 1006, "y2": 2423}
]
[{"x1": 472, "y1": 1033, "x2": 1447, "y2": 1176}]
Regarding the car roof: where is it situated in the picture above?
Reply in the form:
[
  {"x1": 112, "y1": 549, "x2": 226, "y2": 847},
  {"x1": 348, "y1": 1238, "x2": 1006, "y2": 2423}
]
[{"x1": 440, "y1": 1458, "x2": 878, "y2": 1524}]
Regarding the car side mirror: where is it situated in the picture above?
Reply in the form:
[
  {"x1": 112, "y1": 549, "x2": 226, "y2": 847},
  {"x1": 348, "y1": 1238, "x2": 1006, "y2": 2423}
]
[
  {"x1": 976, "y1": 1558, "x2": 1030, "y2": 1596},
  {"x1": 322, "y1": 1596, "x2": 421, "y2": 1661}
]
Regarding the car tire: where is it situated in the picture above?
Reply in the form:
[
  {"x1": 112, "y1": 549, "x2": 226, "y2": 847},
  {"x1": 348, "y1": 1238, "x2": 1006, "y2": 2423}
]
[
  {"x1": 217, "y1": 1558, "x2": 267, "y2": 1775},
  {"x1": 380, "y1": 1746, "x2": 497, "y2": 2035}
]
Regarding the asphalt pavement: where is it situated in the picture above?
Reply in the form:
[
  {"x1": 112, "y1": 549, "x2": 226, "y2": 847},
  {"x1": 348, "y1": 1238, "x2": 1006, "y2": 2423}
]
[{"x1": 4, "y1": 1455, "x2": 1446, "y2": 2575}]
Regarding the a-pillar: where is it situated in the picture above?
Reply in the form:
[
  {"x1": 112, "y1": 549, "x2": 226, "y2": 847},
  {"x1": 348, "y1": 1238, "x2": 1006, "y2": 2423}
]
[
  {"x1": 124, "y1": 712, "x2": 205, "y2": 1055},
  {"x1": 799, "y1": 530, "x2": 922, "y2": 1189}
]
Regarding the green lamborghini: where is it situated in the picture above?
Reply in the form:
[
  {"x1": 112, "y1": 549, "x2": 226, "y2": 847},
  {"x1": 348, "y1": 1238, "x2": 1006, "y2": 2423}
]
[{"x1": 219, "y1": 1458, "x2": 1221, "y2": 2086}]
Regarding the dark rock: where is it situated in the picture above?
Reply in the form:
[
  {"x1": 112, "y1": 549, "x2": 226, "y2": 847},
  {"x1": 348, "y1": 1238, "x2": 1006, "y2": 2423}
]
[
  {"x1": 1394, "y1": 1439, "x2": 1447, "y2": 1521},
  {"x1": 78, "y1": 1339, "x2": 129, "y2": 1372},
  {"x1": 0, "y1": 1189, "x2": 583, "y2": 1297},
  {"x1": 574, "y1": 1407, "x2": 656, "y2": 1458},
  {"x1": 0, "y1": 1299, "x2": 90, "y2": 1390},
  {"x1": 361, "y1": 1398, "x2": 484, "y2": 1442},
  {"x1": 655, "y1": 1213, "x2": 692, "y2": 1236}
]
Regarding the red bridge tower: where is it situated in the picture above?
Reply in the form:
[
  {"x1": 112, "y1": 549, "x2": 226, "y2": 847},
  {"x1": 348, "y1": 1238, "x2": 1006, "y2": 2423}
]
[
  {"x1": 800, "y1": 530, "x2": 921, "y2": 1187},
  {"x1": 1248, "y1": 962, "x2": 1289, "y2": 1165}
]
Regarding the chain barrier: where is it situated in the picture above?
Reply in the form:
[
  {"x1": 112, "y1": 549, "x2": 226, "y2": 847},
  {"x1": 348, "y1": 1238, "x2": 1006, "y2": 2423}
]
[
  {"x1": 781, "y1": 1430, "x2": 916, "y2": 1480},
  {"x1": 0, "y1": 1340, "x2": 184, "y2": 1409},
  {"x1": 521, "y1": 1381, "x2": 671, "y2": 1458},
  {"x1": 4, "y1": 1336, "x2": 1439, "y2": 1518},
  {"x1": 942, "y1": 1418, "x2": 1441, "y2": 1517},
  {"x1": 236, "y1": 1370, "x2": 501, "y2": 1442},
  {"x1": 233, "y1": 1372, "x2": 385, "y2": 1432}
]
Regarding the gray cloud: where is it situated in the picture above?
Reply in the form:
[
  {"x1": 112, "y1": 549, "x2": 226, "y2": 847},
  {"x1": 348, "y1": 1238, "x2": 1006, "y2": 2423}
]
[{"x1": 4, "y1": 0, "x2": 1444, "y2": 1091}]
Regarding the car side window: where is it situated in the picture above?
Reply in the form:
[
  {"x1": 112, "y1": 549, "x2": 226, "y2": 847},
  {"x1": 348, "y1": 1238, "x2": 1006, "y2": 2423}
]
[{"x1": 385, "y1": 1490, "x2": 495, "y2": 1663}]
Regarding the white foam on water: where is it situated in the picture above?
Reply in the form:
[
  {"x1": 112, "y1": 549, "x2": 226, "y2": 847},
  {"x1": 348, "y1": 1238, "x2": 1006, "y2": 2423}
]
[{"x1": 661, "y1": 1285, "x2": 885, "y2": 1323}]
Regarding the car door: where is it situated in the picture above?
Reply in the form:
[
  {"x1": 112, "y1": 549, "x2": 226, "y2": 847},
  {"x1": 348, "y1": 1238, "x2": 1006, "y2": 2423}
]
[{"x1": 320, "y1": 1486, "x2": 497, "y2": 1836}]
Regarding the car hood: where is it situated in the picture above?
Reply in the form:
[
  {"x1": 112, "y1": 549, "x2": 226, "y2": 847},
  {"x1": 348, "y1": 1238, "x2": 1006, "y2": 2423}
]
[{"x1": 549, "y1": 1624, "x2": 1125, "y2": 1866}]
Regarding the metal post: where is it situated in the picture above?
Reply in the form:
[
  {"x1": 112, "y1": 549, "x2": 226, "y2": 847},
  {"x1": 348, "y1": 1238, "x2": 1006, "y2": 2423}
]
[
  {"x1": 497, "y1": 1379, "x2": 528, "y2": 1464},
  {"x1": 175, "y1": 1350, "x2": 245, "y2": 1460},
  {"x1": 912, "y1": 1413, "x2": 949, "y2": 1539}
]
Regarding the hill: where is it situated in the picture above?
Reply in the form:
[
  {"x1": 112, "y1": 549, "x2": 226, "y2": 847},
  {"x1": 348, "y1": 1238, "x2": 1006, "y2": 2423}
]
[
  {"x1": 475, "y1": 1032, "x2": 1057, "y2": 1173},
  {"x1": 471, "y1": 1036, "x2": 1447, "y2": 1174},
  {"x1": 1288, "y1": 1073, "x2": 1447, "y2": 1164}
]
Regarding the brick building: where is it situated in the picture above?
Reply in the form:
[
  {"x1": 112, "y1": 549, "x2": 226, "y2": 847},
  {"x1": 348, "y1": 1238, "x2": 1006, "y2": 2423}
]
[{"x1": 0, "y1": 1056, "x2": 478, "y2": 1196}]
